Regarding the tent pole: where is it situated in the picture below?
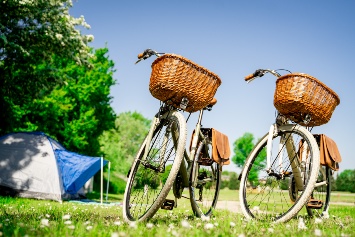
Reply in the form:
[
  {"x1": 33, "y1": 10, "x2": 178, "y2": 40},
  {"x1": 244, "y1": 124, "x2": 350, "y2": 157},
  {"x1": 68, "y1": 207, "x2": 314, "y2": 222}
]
[
  {"x1": 100, "y1": 156, "x2": 103, "y2": 205},
  {"x1": 106, "y1": 161, "x2": 111, "y2": 202}
]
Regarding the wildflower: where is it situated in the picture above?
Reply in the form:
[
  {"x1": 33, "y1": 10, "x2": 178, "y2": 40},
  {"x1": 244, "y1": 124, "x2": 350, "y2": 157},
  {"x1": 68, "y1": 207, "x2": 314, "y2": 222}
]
[
  {"x1": 146, "y1": 223, "x2": 154, "y2": 229},
  {"x1": 114, "y1": 221, "x2": 122, "y2": 226},
  {"x1": 84, "y1": 221, "x2": 91, "y2": 225},
  {"x1": 253, "y1": 206, "x2": 260, "y2": 211},
  {"x1": 314, "y1": 218, "x2": 323, "y2": 224},
  {"x1": 129, "y1": 222, "x2": 137, "y2": 229},
  {"x1": 67, "y1": 225, "x2": 75, "y2": 229},
  {"x1": 181, "y1": 220, "x2": 190, "y2": 228},
  {"x1": 322, "y1": 212, "x2": 330, "y2": 219},
  {"x1": 40, "y1": 218, "x2": 49, "y2": 227},
  {"x1": 111, "y1": 233, "x2": 119, "y2": 237},
  {"x1": 45, "y1": 214, "x2": 50, "y2": 218},
  {"x1": 62, "y1": 214, "x2": 71, "y2": 220},
  {"x1": 298, "y1": 217, "x2": 307, "y2": 230},
  {"x1": 171, "y1": 230, "x2": 179, "y2": 237},
  {"x1": 168, "y1": 223, "x2": 175, "y2": 229},
  {"x1": 64, "y1": 220, "x2": 72, "y2": 225},
  {"x1": 238, "y1": 234, "x2": 246, "y2": 237},
  {"x1": 201, "y1": 215, "x2": 210, "y2": 222},
  {"x1": 86, "y1": 226, "x2": 93, "y2": 231},
  {"x1": 55, "y1": 33, "x2": 63, "y2": 41},
  {"x1": 204, "y1": 223, "x2": 214, "y2": 230},
  {"x1": 268, "y1": 228, "x2": 274, "y2": 233},
  {"x1": 315, "y1": 229, "x2": 322, "y2": 236},
  {"x1": 230, "y1": 222, "x2": 236, "y2": 227}
]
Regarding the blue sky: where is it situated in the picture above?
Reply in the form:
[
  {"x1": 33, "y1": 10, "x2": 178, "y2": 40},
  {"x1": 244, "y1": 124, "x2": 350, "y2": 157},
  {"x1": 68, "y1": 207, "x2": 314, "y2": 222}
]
[{"x1": 70, "y1": 1, "x2": 355, "y2": 174}]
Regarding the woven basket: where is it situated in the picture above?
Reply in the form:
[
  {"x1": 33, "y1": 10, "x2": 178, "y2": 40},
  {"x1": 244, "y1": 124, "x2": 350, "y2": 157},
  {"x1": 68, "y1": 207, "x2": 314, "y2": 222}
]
[
  {"x1": 149, "y1": 54, "x2": 222, "y2": 113},
  {"x1": 274, "y1": 73, "x2": 340, "y2": 126}
]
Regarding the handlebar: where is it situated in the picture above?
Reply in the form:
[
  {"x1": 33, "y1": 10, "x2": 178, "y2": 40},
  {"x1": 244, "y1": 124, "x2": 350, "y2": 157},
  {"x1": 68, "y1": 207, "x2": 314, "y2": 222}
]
[
  {"x1": 244, "y1": 69, "x2": 291, "y2": 82},
  {"x1": 135, "y1": 49, "x2": 164, "y2": 64}
]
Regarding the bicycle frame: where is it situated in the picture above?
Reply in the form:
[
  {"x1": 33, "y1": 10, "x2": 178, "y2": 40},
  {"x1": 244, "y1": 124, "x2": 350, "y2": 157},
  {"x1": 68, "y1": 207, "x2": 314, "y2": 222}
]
[
  {"x1": 265, "y1": 114, "x2": 307, "y2": 191},
  {"x1": 141, "y1": 104, "x2": 209, "y2": 193}
]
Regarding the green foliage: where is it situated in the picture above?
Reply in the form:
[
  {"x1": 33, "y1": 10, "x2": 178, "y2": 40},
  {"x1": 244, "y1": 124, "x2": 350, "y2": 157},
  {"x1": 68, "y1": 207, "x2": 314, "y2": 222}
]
[
  {"x1": 335, "y1": 169, "x2": 355, "y2": 193},
  {"x1": 232, "y1": 133, "x2": 266, "y2": 186},
  {"x1": 161, "y1": 164, "x2": 172, "y2": 184},
  {"x1": 12, "y1": 48, "x2": 116, "y2": 156},
  {"x1": 0, "y1": 0, "x2": 94, "y2": 135},
  {"x1": 232, "y1": 132, "x2": 255, "y2": 168},
  {"x1": 99, "y1": 111, "x2": 151, "y2": 175},
  {"x1": 220, "y1": 171, "x2": 240, "y2": 190},
  {"x1": 279, "y1": 177, "x2": 290, "y2": 190},
  {"x1": 228, "y1": 172, "x2": 239, "y2": 190}
]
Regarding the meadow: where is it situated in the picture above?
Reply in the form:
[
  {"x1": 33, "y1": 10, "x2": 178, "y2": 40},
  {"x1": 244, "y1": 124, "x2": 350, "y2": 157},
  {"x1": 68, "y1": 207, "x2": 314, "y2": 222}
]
[{"x1": 0, "y1": 189, "x2": 354, "y2": 237}]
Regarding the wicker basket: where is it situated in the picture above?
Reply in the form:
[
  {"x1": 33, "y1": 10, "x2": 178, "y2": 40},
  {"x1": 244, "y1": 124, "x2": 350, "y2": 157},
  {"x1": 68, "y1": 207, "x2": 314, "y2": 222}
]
[
  {"x1": 274, "y1": 73, "x2": 340, "y2": 126},
  {"x1": 149, "y1": 54, "x2": 222, "y2": 113}
]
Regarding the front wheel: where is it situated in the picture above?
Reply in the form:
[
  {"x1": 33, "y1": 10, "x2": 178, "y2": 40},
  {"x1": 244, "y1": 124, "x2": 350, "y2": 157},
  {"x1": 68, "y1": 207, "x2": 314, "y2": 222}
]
[
  {"x1": 189, "y1": 140, "x2": 221, "y2": 217},
  {"x1": 123, "y1": 111, "x2": 187, "y2": 223},
  {"x1": 239, "y1": 124, "x2": 320, "y2": 223}
]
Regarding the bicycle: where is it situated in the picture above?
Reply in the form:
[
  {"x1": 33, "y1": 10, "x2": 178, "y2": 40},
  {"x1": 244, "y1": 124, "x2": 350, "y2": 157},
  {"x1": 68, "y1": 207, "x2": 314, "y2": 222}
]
[
  {"x1": 123, "y1": 49, "x2": 230, "y2": 223},
  {"x1": 238, "y1": 69, "x2": 340, "y2": 223}
]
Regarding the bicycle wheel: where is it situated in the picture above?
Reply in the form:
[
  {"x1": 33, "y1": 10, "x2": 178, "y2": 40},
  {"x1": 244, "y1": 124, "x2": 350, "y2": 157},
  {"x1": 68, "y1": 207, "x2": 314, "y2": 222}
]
[
  {"x1": 306, "y1": 166, "x2": 331, "y2": 217},
  {"x1": 239, "y1": 124, "x2": 320, "y2": 223},
  {"x1": 189, "y1": 140, "x2": 221, "y2": 217},
  {"x1": 123, "y1": 111, "x2": 187, "y2": 223}
]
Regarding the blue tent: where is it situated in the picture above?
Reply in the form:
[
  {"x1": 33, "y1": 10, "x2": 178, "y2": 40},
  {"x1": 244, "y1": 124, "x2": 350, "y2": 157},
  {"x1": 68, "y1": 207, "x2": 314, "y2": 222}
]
[
  {"x1": 56, "y1": 149, "x2": 108, "y2": 194},
  {"x1": 0, "y1": 132, "x2": 108, "y2": 201}
]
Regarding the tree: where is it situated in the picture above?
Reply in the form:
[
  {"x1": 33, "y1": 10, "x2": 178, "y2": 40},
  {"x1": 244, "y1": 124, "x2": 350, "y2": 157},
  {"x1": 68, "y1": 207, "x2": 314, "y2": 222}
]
[
  {"x1": 232, "y1": 132, "x2": 266, "y2": 186},
  {"x1": 15, "y1": 47, "x2": 116, "y2": 156},
  {"x1": 99, "y1": 111, "x2": 151, "y2": 193},
  {"x1": 232, "y1": 133, "x2": 255, "y2": 168},
  {"x1": 335, "y1": 169, "x2": 355, "y2": 193},
  {"x1": 0, "y1": 0, "x2": 94, "y2": 135},
  {"x1": 228, "y1": 172, "x2": 239, "y2": 190},
  {"x1": 99, "y1": 111, "x2": 151, "y2": 175}
]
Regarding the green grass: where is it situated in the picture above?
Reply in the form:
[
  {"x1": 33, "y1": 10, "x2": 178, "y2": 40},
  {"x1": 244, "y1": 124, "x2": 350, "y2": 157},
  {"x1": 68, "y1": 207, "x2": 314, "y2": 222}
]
[{"x1": 0, "y1": 191, "x2": 354, "y2": 237}]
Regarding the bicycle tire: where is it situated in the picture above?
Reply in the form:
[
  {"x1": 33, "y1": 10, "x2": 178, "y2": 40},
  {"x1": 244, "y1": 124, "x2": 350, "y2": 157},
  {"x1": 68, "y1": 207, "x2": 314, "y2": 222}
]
[
  {"x1": 123, "y1": 111, "x2": 187, "y2": 223},
  {"x1": 189, "y1": 140, "x2": 221, "y2": 217},
  {"x1": 306, "y1": 166, "x2": 331, "y2": 217},
  {"x1": 239, "y1": 124, "x2": 320, "y2": 223}
]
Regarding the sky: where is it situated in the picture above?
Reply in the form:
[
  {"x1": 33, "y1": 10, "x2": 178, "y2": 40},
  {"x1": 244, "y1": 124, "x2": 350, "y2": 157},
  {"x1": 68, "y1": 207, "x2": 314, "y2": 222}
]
[{"x1": 70, "y1": 1, "x2": 355, "y2": 174}]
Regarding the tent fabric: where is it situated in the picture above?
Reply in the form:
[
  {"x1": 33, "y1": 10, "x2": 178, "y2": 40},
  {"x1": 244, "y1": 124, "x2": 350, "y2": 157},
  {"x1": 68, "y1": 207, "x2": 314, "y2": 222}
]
[
  {"x1": 0, "y1": 132, "x2": 107, "y2": 201},
  {"x1": 56, "y1": 150, "x2": 108, "y2": 194}
]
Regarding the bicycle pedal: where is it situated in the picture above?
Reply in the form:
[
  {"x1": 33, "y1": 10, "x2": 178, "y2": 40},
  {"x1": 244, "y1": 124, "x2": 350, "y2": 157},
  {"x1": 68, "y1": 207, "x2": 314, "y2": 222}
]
[
  {"x1": 161, "y1": 199, "x2": 175, "y2": 210},
  {"x1": 307, "y1": 198, "x2": 323, "y2": 209}
]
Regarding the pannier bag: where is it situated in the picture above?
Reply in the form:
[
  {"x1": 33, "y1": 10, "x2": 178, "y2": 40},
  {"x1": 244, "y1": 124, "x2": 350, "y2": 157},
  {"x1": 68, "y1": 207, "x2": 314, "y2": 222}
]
[
  {"x1": 190, "y1": 128, "x2": 230, "y2": 166},
  {"x1": 211, "y1": 128, "x2": 231, "y2": 166},
  {"x1": 313, "y1": 134, "x2": 342, "y2": 171}
]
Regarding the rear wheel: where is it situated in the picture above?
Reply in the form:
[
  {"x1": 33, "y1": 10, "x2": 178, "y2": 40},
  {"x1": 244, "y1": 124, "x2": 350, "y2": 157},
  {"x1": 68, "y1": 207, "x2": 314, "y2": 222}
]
[
  {"x1": 306, "y1": 166, "x2": 331, "y2": 217},
  {"x1": 123, "y1": 111, "x2": 186, "y2": 223},
  {"x1": 189, "y1": 140, "x2": 221, "y2": 217},
  {"x1": 239, "y1": 124, "x2": 320, "y2": 223}
]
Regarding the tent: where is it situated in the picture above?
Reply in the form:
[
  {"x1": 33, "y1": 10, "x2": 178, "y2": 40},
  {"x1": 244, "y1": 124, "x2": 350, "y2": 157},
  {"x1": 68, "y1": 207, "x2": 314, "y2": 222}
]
[{"x1": 0, "y1": 132, "x2": 108, "y2": 202}]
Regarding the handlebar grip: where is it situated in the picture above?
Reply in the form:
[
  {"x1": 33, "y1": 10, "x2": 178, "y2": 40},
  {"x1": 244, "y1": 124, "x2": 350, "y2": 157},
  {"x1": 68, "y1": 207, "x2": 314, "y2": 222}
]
[
  {"x1": 244, "y1": 74, "x2": 255, "y2": 81},
  {"x1": 137, "y1": 53, "x2": 144, "y2": 59}
]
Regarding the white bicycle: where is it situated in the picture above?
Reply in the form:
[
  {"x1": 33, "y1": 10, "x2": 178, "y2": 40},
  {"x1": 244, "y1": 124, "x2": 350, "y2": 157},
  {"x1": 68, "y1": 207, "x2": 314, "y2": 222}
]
[
  {"x1": 123, "y1": 49, "x2": 228, "y2": 223},
  {"x1": 239, "y1": 69, "x2": 340, "y2": 223}
]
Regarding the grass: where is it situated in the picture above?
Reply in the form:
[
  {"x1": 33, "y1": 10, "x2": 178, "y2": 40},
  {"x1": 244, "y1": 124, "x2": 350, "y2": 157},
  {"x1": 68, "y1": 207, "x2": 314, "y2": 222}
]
[{"x1": 0, "y1": 191, "x2": 354, "y2": 237}]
